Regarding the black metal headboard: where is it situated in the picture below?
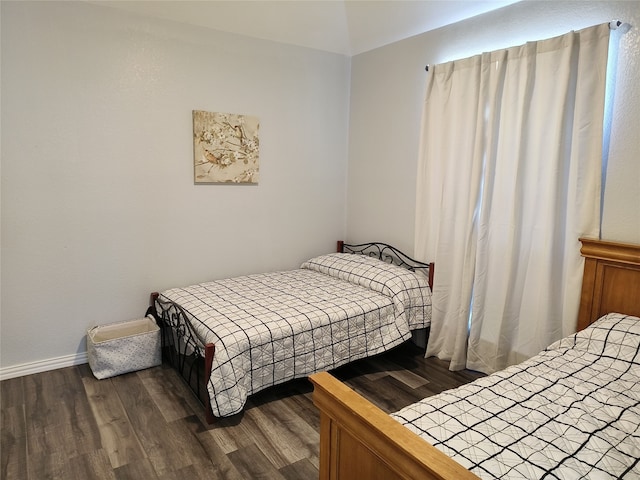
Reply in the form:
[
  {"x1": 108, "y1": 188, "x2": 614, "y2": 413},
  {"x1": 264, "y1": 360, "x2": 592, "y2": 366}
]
[{"x1": 337, "y1": 241, "x2": 434, "y2": 289}]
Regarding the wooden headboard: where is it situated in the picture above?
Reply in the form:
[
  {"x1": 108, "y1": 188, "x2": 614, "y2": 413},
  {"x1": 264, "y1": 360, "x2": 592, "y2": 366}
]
[{"x1": 577, "y1": 237, "x2": 640, "y2": 331}]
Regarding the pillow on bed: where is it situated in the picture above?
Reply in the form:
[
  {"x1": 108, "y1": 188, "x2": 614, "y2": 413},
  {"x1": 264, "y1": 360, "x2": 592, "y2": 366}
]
[
  {"x1": 300, "y1": 252, "x2": 432, "y2": 321},
  {"x1": 547, "y1": 312, "x2": 640, "y2": 361},
  {"x1": 302, "y1": 252, "x2": 430, "y2": 292}
]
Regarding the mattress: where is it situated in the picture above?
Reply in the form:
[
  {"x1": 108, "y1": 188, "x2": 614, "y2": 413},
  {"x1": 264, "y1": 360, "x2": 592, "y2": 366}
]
[{"x1": 392, "y1": 313, "x2": 640, "y2": 479}]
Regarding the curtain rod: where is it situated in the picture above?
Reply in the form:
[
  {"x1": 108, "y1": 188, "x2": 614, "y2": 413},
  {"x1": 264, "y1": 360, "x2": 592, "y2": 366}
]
[{"x1": 425, "y1": 20, "x2": 623, "y2": 72}]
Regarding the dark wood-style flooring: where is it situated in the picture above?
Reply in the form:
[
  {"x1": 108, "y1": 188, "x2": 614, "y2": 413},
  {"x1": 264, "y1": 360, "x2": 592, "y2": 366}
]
[{"x1": 1, "y1": 342, "x2": 484, "y2": 480}]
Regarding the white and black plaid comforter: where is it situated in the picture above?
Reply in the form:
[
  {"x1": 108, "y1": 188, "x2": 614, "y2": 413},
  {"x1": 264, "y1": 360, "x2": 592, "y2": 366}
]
[
  {"x1": 393, "y1": 313, "x2": 640, "y2": 479},
  {"x1": 159, "y1": 253, "x2": 432, "y2": 417}
]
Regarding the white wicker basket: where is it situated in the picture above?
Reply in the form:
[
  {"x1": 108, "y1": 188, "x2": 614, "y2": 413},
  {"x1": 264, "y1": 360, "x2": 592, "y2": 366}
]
[{"x1": 87, "y1": 315, "x2": 161, "y2": 379}]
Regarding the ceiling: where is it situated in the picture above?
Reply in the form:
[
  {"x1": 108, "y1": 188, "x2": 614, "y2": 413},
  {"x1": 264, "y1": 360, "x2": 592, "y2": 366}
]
[{"x1": 92, "y1": 0, "x2": 520, "y2": 56}]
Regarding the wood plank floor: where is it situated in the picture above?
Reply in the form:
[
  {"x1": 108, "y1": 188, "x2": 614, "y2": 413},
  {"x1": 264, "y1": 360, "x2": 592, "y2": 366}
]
[{"x1": 1, "y1": 342, "x2": 484, "y2": 480}]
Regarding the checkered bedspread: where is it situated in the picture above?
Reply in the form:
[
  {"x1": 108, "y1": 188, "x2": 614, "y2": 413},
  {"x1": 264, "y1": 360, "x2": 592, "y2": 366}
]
[
  {"x1": 159, "y1": 253, "x2": 432, "y2": 417},
  {"x1": 392, "y1": 313, "x2": 640, "y2": 479}
]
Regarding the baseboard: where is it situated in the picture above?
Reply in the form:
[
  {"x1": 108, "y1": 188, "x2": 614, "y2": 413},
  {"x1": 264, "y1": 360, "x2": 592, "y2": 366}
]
[{"x1": 0, "y1": 352, "x2": 88, "y2": 381}]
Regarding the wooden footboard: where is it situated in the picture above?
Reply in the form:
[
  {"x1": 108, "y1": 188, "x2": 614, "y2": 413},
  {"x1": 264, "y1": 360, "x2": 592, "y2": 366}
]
[{"x1": 309, "y1": 372, "x2": 479, "y2": 480}]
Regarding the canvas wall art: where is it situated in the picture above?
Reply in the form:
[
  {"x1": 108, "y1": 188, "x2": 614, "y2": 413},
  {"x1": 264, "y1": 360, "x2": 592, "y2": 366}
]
[{"x1": 193, "y1": 110, "x2": 260, "y2": 184}]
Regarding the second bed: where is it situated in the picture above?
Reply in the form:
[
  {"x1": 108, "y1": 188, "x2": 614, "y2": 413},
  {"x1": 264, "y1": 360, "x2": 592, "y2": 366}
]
[{"x1": 151, "y1": 241, "x2": 433, "y2": 420}]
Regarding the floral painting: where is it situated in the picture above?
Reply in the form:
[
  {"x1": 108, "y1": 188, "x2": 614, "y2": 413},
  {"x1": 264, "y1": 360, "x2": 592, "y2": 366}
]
[{"x1": 193, "y1": 110, "x2": 260, "y2": 184}]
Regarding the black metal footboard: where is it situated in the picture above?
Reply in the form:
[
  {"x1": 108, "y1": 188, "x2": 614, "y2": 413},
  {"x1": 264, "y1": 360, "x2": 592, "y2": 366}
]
[{"x1": 148, "y1": 292, "x2": 215, "y2": 422}]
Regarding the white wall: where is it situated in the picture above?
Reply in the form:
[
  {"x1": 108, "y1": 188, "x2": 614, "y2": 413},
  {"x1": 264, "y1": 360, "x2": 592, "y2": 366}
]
[
  {"x1": 3, "y1": 0, "x2": 639, "y2": 376},
  {"x1": 0, "y1": 1, "x2": 350, "y2": 372},
  {"x1": 347, "y1": 0, "x2": 640, "y2": 256}
]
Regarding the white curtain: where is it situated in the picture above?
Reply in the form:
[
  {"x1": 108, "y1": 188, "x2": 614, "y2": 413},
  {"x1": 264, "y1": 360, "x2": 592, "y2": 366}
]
[{"x1": 416, "y1": 24, "x2": 611, "y2": 373}]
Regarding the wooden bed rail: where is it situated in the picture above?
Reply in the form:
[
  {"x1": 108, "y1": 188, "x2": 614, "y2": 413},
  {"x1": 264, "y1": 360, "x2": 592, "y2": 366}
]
[{"x1": 310, "y1": 372, "x2": 479, "y2": 480}]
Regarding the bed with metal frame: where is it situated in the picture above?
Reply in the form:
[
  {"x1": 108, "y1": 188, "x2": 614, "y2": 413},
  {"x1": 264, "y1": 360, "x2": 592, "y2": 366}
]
[{"x1": 149, "y1": 241, "x2": 434, "y2": 423}]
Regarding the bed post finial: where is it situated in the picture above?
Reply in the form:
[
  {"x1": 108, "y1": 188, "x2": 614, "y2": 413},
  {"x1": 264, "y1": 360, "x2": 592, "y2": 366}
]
[
  {"x1": 428, "y1": 262, "x2": 435, "y2": 290},
  {"x1": 337, "y1": 240, "x2": 344, "y2": 253}
]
